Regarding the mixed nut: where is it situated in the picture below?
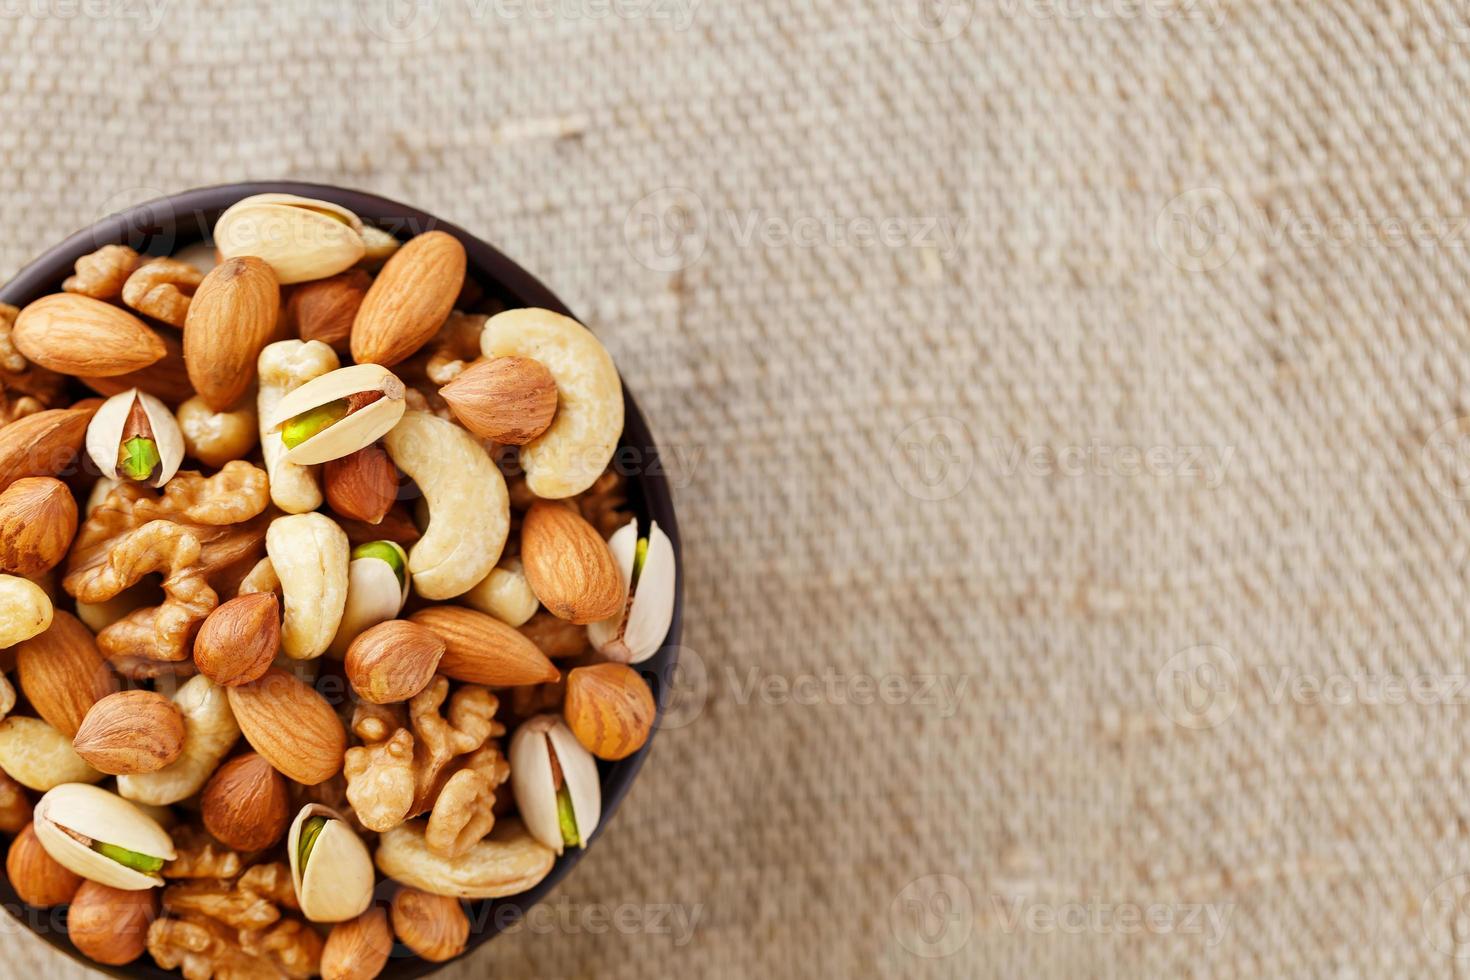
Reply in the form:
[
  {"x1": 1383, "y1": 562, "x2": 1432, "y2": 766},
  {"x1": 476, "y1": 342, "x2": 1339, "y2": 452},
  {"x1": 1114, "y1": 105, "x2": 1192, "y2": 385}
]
[{"x1": 0, "y1": 193, "x2": 676, "y2": 978}]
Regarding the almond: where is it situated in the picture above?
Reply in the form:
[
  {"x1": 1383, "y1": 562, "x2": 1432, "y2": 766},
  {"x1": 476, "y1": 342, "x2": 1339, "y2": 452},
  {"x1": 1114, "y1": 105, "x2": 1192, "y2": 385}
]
[
  {"x1": 227, "y1": 668, "x2": 347, "y2": 785},
  {"x1": 15, "y1": 611, "x2": 118, "y2": 738},
  {"x1": 564, "y1": 663, "x2": 655, "y2": 760},
  {"x1": 289, "y1": 269, "x2": 372, "y2": 349},
  {"x1": 184, "y1": 256, "x2": 281, "y2": 410},
  {"x1": 345, "y1": 620, "x2": 445, "y2": 705},
  {"x1": 520, "y1": 501, "x2": 625, "y2": 624},
  {"x1": 325, "y1": 445, "x2": 399, "y2": 525},
  {"x1": 72, "y1": 690, "x2": 186, "y2": 775},
  {"x1": 81, "y1": 326, "x2": 194, "y2": 405},
  {"x1": 440, "y1": 355, "x2": 557, "y2": 445},
  {"x1": 351, "y1": 231, "x2": 466, "y2": 366},
  {"x1": 0, "y1": 477, "x2": 77, "y2": 576},
  {"x1": 409, "y1": 605, "x2": 560, "y2": 686},
  {"x1": 67, "y1": 881, "x2": 157, "y2": 966},
  {"x1": 201, "y1": 752, "x2": 290, "y2": 852},
  {"x1": 0, "y1": 403, "x2": 98, "y2": 493},
  {"x1": 12, "y1": 294, "x2": 166, "y2": 377},
  {"x1": 193, "y1": 592, "x2": 281, "y2": 687},
  {"x1": 391, "y1": 887, "x2": 469, "y2": 963},
  {"x1": 6, "y1": 822, "x2": 82, "y2": 908},
  {"x1": 323, "y1": 908, "x2": 394, "y2": 980}
]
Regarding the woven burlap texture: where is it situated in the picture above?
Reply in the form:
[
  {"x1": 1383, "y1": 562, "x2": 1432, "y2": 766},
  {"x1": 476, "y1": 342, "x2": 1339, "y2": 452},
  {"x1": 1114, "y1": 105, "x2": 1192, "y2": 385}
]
[{"x1": 10, "y1": 0, "x2": 1470, "y2": 976}]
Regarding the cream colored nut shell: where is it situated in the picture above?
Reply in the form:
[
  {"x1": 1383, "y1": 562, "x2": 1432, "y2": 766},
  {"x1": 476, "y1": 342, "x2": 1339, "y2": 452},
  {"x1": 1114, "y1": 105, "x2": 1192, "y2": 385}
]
[
  {"x1": 509, "y1": 715, "x2": 601, "y2": 856},
  {"x1": 216, "y1": 194, "x2": 366, "y2": 285},
  {"x1": 85, "y1": 389, "x2": 185, "y2": 488},
  {"x1": 382, "y1": 411, "x2": 508, "y2": 600},
  {"x1": 268, "y1": 513, "x2": 350, "y2": 659},
  {"x1": 170, "y1": 241, "x2": 219, "y2": 276},
  {"x1": 329, "y1": 547, "x2": 410, "y2": 657},
  {"x1": 266, "y1": 363, "x2": 407, "y2": 466},
  {"x1": 481, "y1": 308, "x2": 623, "y2": 499},
  {"x1": 258, "y1": 340, "x2": 340, "y2": 513},
  {"x1": 359, "y1": 225, "x2": 402, "y2": 264},
  {"x1": 176, "y1": 395, "x2": 258, "y2": 468},
  {"x1": 463, "y1": 558, "x2": 538, "y2": 628},
  {"x1": 289, "y1": 804, "x2": 375, "y2": 923},
  {"x1": 34, "y1": 783, "x2": 175, "y2": 889},
  {"x1": 84, "y1": 478, "x2": 117, "y2": 517},
  {"x1": 374, "y1": 819, "x2": 555, "y2": 899},
  {"x1": 0, "y1": 716, "x2": 101, "y2": 790},
  {"x1": 0, "y1": 675, "x2": 13, "y2": 722},
  {"x1": 118, "y1": 675, "x2": 240, "y2": 806},
  {"x1": 75, "y1": 585, "x2": 150, "y2": 633},
  {"x1": 0, "y1": 574, "x2": 52, "y2": 648},
  {"x1": 588, "y1": 519, "x2": 676, "y2": 665}
]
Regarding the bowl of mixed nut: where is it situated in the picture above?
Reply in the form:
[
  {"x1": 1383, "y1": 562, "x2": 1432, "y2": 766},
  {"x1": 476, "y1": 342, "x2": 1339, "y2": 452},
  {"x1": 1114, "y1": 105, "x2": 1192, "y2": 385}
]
[{"x1": 0, "y1": 183, "x2": 682, "y2": 978}]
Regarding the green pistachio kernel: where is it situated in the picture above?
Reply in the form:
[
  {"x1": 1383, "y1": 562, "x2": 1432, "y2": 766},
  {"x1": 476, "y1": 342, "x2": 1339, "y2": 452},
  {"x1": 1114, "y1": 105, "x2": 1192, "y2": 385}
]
[
  {"x1": 281, "y1": 400, "x2": 349, "y2": 450},
  {"x1": 93, "y1": 841, "x2": 165, "y2": 874},
  {"x1": 557, "y1": 786, "x2": 580, "y2": 848},
  {"x1": 352, "y1": 541, "x2": 406, "y2": 589},
  {"x1": 118, "y1": 436, "x2": 160, "y2": 482},
  {"x1": 298, "y1": 816, "x2": 329, "y2": 870},
  {"x1": 631, "y1": 536, "x2": 650, "y2": 589}
]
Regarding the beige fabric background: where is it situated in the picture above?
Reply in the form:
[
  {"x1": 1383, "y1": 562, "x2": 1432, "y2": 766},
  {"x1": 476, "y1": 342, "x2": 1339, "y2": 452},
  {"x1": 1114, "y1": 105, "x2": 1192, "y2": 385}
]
[{"x1": 8, "y1": 0, "x2": 1470, "y2": 976}]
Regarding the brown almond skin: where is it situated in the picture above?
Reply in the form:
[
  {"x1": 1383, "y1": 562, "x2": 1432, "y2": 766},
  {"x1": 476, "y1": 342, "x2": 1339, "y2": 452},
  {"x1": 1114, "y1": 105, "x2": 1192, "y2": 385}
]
[
  {"x1": 0, "y1": 477, "x2": 77, "y2": 576},
  {"x1": 193, "y1": 592, "x2": 281, "y2": 687},
  {"x1": 68, "y1": 881, "x2": 157, "y2": 966},
  {"x1": 345, "y1": 620, "x2": 445, "y2": 705},
  {"x1": 12, "y1": 294, "x2": 166, "y2": 377},
  {"x1": 6, "y1": 823, "x2": 82, "y2": 908},
  {"x1": 227, "y1": 668, "x2": 347, "y2": 785},
  {"x1": 410, "y1": 606, "x2": 560, "y2": 686},
  {"x1": 565, "y1": 663, "x2": 655, "y2": 760},
  {"x1": 325, "y1": 444, "x2": 399, "y2": 525},
  {"x1": 440, "y1": 355, "x2": 557, "y2": 445},
  {"x1": 0, "y1": 403, "x2": 99, "y2": 493},
  {"x1": 289, "y1": 269, "x2": 372, "y2": 349},
  {"x1": 391, "y1": 887, "x2": 469, "y2": 963},
  {"x1": 520, "y1": 501, "x2": 625, "y2": 624},
  {"x1": 15, "y1": 611, "x2": 119, "y2": 738},
  {"x1": 72, "y1": 690, "x2": 186, "y2": 775},
  {"x1": 323, "y1": 908, "x2": 394, "y2": 980},
  {"x1": 201, "y1": 752, "x2": 290, "y2": 852},
  {"x1": 351, "y1": 231, "x2": 466, "y2": 366},
  {"x1": 185, "y1": 256, "x2": 281, "y2": 410}
]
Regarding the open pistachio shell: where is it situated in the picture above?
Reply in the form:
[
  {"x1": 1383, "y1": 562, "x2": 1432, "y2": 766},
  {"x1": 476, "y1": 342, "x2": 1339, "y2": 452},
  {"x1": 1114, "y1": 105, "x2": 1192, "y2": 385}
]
[
  {"x1": 588, "y1": 519, "x2": 676, "y2": 665},
  {"x1": 84, "y1": 389, "x2": 185, "y2": 488},
  {"x1": 266, "y1": 364, "x2": 407, "y2": 466},
  {"x1": 288, "y1": 804, "x2": 375, "y2": 923},
  {"x1": 215, "y1": 194, "x2": 366, "y2": 285},
  {"x1": 509, "y1": 715, "x2": 601, "y2": 856},
  {"x1": 329, "y1": 543, "x2": 410, "y2": 657},
  {"x1": 33, "y1": 783, "x2": 176, "y2": 890}
]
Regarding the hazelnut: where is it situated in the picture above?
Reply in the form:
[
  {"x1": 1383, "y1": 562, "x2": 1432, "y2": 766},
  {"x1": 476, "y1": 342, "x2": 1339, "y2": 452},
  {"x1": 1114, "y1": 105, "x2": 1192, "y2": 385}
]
[
  {"x1": 322, "y1": 908, "x2": 394, "y2": 980},
  {"x1": 67, "y1": 880, "x2": 157, "y2": 965},
  {"x1": 201, "y1": 753, "x2": 290, "y2": 852},
  {"x1": 391, "y1": 887, "x2": 469, "y2": 963},
  {"x1": 193, "y1": 592, "x2": 281, "y2": 687},
  {"x1": 6, "y1": 822, "x2": 82, "y2": 908}
]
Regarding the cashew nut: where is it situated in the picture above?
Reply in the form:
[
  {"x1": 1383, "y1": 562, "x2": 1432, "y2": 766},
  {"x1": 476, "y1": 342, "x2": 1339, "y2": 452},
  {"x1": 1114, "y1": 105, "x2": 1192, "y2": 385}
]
[
  {"x1": 0, "y1": 716, "x2": 104, "y2": 790},
  {"x1": 0, "y1": 574, "x2": 53, "y2": 649},
  {"x1": 382, "y1": 411, "x2": 508, "y2": 601},
  {"x1": 257, "y1": 340, "x2": 339, "y2": 513},
  {"x1": 463, "y1": 558, "x2": 538, "y2": 627},
  {"x1": 480, "y1": 308, "x2": 623, "y2": 499},
  {"x1": 118, "y1": 674, "x2": 240, "y2": 805},
  {"x1": 267, "y1": 513, "x2": 349, "y2": 659},
  {"x1": 374, "y1": 818, "x2": 555, "y2": 899},
  {"x1": 176, "y1": 394, "x2": 259, "y2": 467}
]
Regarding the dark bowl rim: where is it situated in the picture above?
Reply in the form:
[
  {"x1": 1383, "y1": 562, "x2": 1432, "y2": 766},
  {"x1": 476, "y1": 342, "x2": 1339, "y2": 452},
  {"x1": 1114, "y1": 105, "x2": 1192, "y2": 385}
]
[{"x1": 0, "y1": 181, "x2": 684, "y2": 980}]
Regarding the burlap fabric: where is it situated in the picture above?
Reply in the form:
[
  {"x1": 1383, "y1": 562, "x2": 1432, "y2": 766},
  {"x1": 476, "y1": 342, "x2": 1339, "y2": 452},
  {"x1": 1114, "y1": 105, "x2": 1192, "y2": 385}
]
[{"x1": 10, "y1": 0, "x2": 1470, "y2": 976}]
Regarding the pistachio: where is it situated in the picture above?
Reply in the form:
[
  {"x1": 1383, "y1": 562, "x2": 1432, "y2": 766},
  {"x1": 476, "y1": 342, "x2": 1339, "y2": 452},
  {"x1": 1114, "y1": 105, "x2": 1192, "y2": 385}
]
[
  {"x1": 84, "y1": 389, "x2": 184, "y2": 488},
  {"x1": 33, "y1": 783, "x2": 176, "y2": 890},
  {"x1": 266, "y1": 364, "x2": 407, "y2": 466},
  {"x1": 588, "y1": 519, "x2": 677, "y2": 664},
  {"x1": 287, "y1": 804, "x2": 375, "y2": 923},
  {"x1": 508, "y1": 714, "x2": 601, "y2": 856},
  {"x1": 329, "y1": 541, "x2": 411, "y2": 657},
  {"x1": 214, "y1": 193, "x2": 366, "y2": 285}
]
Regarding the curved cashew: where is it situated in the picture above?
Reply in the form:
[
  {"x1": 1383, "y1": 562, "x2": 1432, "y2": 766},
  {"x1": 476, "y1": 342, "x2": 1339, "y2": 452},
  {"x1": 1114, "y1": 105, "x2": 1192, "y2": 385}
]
[
  {"x1": 481, "y1": 308, "x2": 623, "y2": 499},
  {"x1": 0, "y1": 574, "x2": 52, "y2": 648},
  {"x1": 177, "y1": 395, "x2": 259, "y2": 467},
  {"x1": 257, "y1": 340, "x2": 339, "y2": 513},
  {"x1": 383, "y1": 412, "x2": 508, "y2": 600},
  {"x1": 267, "y1": 513, "x2": 349, "y2": 659},
  {"x1": 374, "y1": 819, "x2": 555, "y2": 899},
  {"x1": 0, "y1": 716, "x2": 103, "y2": 790},
  {"x1": 463, "y1": 558, "x2": 538, "y2": 627},
  {"x1": 118, "y1": 674, "x2": 240, "y2": 805}
]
